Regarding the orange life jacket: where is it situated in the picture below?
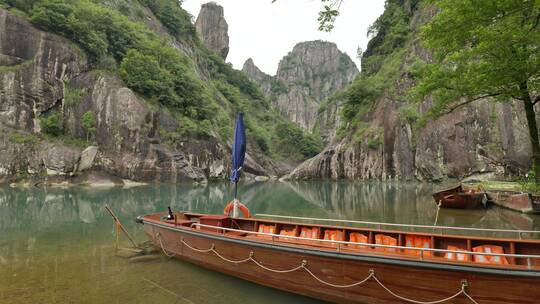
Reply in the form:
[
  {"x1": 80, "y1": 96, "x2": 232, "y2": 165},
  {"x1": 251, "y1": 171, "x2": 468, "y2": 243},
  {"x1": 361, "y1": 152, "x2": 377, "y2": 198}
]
[
  {"x1": 323, "y1": 230, "x2": 344, "y2": 247},
  {"x1": 300, "y1": 227, "x2": 320, "y2": 239},
  {"x1": 348, "y1": 232, "x2": 368, "y2": 249},
  {"x1": 445, "y1": 245, "x2": 469, "y2": 262},
  {"x1": 472, "y1": 245, "x2": 509, "y2": 265},
  {"x1": 279, "y1": 227, "x2": 297, "y2": 241},
  {"x1": 375, "y1": 234, "x2": 397, "y2": 253},
  {"x1": 257, "y1": 224, "x2": 276, "y2": 239},
  {"x1": 404, "y1": 235, "x2": 433, "y2": 257}
]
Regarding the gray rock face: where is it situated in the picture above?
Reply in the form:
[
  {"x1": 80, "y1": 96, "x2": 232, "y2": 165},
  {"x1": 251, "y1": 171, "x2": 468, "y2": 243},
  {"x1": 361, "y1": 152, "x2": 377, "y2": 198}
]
[
  {"x1": 0, "y1": 9, "x2": 85, "y2": 132},
  {"x1": 274, "y1": 41, "x2": 358, "y2": 131},
  {"x1": 195, "y1": 2, "x2": 229, "y2": 59},
  {"x1": 78, "y1": 146, "x2": 98, "y2": 172},
  {"x1": 289, "y1": 100, "x2": 531, "y2": 181},
  {"x1": 65, "y1": 73, "x2": 207, "y2": 182},
  {"x1": 243, "y1": 41, "x2": 358, "y2": 132},
  {"x1": 242, "y1": 58, "x2": 272, "y2": 96},
  {"x1": 288, "y1": 4, "x2": 533, "y2": 181}
]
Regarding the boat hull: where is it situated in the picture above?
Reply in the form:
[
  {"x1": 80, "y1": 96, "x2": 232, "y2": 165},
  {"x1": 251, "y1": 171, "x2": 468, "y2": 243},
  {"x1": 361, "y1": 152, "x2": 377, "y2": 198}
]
[
  {"x1": 488, "y1": 191, "x2": 540, "y2": 213},
  {"x1": 142, "y1": 220, "x2": 539, "y2": 304},
  {"x1": 432, "y1": 185, "x2": 487, "y2": 209}
]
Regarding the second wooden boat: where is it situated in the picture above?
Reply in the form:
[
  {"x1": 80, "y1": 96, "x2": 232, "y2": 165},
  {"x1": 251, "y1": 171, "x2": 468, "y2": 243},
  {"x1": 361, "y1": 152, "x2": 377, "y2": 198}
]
[
  {"x1": 432, "y1": 184, "x2": 487, "y2": 209},
  {"x1": 487, "y1": 190, "x2": 540, "y2": 213}
]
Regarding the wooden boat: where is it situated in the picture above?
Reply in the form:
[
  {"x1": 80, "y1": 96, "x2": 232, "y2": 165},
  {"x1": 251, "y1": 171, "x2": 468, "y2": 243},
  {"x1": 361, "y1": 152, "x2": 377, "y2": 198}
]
[
  {"x1": 136, "y1": 210, "x2": 540, "y2": 304},
  {"x1": 432, "y1": 184, "x2": 487, "y2": 209},
  {"x1": 487, "y1": 190, "x2": 540, "y2": 214}
]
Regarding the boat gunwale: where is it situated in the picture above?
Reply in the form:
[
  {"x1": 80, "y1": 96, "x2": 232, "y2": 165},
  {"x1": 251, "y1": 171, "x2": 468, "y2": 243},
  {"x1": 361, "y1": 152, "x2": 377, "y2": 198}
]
[
  {"x1": 190, "y1": 222, "x2": 540, "y2": 259},
  {"x1": 432, "y1": 184, "x2": 463, "y2": 195},
  {"x1": 140, "y1": 216, "x2": 540, "y2": 277},
  {"x1": 253, "y1": 213, "x2": 540, "y2": 238}
]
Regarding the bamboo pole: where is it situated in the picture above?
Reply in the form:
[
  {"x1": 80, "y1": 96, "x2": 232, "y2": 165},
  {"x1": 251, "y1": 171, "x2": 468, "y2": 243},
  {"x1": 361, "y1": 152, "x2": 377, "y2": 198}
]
[{"x1": 105, "y1": 205, "x2": 138, "y2": 248}]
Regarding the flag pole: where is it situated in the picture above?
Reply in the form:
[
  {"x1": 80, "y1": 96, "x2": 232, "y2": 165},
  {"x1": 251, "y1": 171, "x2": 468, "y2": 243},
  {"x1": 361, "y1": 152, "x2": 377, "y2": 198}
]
[
  {"x1": 233, "y1": 180, "x2": 239, "y2": 218},
  {"x1": 230, "y1": 112, "x2": 245, "y2": 218}
]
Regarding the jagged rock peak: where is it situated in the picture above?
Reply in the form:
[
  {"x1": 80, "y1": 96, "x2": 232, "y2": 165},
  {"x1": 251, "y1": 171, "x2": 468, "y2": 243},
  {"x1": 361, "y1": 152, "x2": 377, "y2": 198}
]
[
  {"x1": 272, "y1": 40, "x2": 358, "y2": 130},
  {"x1": 195, "y1": 2, "x2": 229, "y2": 59},
  {"x1": 277, "y1": 40, "x2": 358, "y2": 96},
  {"x1": 242, "y1": 58, "x2": 270, "y2": 84}
]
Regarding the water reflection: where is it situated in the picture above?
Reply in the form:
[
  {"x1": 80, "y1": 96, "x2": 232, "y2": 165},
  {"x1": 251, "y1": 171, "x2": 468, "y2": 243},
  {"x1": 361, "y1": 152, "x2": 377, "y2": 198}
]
[
  {"x1": 1, "y1": 181, "x2": 539, "y2": 304},
  {"x1": 2, "y1": 181, "x2": 540, "y2": 233}
]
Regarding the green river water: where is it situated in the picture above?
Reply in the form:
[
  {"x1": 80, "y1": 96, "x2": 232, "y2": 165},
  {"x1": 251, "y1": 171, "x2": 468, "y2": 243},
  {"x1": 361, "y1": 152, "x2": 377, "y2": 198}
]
[{"x1": 1, "y1": 181, "x2": 539, "y2": 303}]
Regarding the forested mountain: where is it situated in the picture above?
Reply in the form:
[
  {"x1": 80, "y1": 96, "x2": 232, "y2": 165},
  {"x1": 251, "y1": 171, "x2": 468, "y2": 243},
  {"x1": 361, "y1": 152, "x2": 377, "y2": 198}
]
[{"x1": 0, "y1": 0, "x2": 322, "y2": 184}]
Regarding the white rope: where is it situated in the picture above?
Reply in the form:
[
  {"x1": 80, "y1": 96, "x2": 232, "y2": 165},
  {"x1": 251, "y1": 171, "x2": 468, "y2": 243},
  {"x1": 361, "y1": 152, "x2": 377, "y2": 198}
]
[
  {"x1": 181, "y1": 238, "x2": 303, "y2": 272},
  {"x1": 156, "y1": 233, "x2": 177, "y2": 258},
  {"x1": 249, "y1": 257, "x2": 305, "y2": 273},
  {"x1": 173, "y1": 238, "x2": 479, "y2": 303},
  {"x1": 433, "y1": 201, "x2": 441, "y2": 227},
  {"x1": 371, "y1": 275, "x2": 478, "y2": 304},
  {"x1": 302, "y1": 267, "x2": 374, "y2": 288}
]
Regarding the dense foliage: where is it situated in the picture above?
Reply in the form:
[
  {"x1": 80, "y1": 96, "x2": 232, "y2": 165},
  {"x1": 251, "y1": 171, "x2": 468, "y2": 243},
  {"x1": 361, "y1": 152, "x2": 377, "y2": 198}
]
[
  {"x1": 276, "y1": 122, "x2": 324, "y2": 158},
  {"x1": 139, "y1": 0, "x2": 197, "y2": 43},
  {"x1": 204, "y1": 51, "x2": 264, "y2": 100},
  {"x1": 40, "y1": 112, "x2": 63, "y2": 136},
  {"x1": 411, "y1": 0, "x2": 540, "y2": 181}
]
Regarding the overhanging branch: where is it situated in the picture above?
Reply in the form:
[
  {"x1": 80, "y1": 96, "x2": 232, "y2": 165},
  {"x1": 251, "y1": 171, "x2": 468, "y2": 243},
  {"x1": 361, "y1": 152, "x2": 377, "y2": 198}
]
[
  {"x1": 440, "y1": 93, "x2": 502, "y2": 115},
  {"x1": 533, "y1": 95, "x2": 540, "y2": 106}
]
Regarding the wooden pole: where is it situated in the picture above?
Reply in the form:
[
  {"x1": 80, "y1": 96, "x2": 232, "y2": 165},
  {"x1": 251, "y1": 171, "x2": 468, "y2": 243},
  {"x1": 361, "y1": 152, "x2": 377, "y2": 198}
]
[
  {"x1": 105, "y1": 205, "x2": 138, "y2": 248},
  {"x1": 115, "y1": 222, "x2": 119, "y2": 251}
]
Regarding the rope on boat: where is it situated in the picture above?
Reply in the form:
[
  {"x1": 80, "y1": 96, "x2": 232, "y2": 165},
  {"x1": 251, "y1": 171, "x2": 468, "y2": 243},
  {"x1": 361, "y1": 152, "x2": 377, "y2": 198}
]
[
  {"x1": 156, "y1": 236, "x2": 479, "y2": 304},
  {"x1": 179, "y1": 237, "x2": 302, "y2": 272},
  {"x1": 371, "y1": 276, "x2": 478, "y2": 304},
  {"x1": 156, "y1": 233, "x2": 178, "y2": 258},
  {"x1": 433, "y1": 201, "x2": 442, "y2": 227}
]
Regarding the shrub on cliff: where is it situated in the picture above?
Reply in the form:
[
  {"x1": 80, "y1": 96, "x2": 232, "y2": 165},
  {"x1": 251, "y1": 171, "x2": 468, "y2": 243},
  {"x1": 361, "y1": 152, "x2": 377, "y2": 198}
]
[
  {"x1": 205, "y1": 51, "x2": 264, "y2": 100},
  {"x1": 81, "y1": 111, "x2": 96, "y2": 142},
  {"x1": 120, "y1": 49, "x2": 210, "y2": 119},
  {"x1": 276, "y1": 122, "x2": 324, "y2": 158},
  {"x1": 139, "y1": 0, "x2": 197, "y2": 43},
  {"x1": 120, "y1": 50, "x2": 174, "y2": 97},
  {"x1": 40, "y1": 113, "x2": 63, "y2": 137}
]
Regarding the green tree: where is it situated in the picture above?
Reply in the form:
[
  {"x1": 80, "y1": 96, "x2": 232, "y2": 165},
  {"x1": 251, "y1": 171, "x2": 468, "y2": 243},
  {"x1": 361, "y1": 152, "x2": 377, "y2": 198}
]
[
  {"x1": 411, "y1": 0, "x2": 540, "y2": 182},
  {"x1": 40, "y1": 112, "x2": 63, "y2": 136},
  {"x1": 81, "y1": 111, "x2": 96, "y2": 142}
]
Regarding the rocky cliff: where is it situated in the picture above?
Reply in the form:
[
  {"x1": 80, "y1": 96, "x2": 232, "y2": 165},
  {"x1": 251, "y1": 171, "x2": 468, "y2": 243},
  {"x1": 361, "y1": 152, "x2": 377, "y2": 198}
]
[
  {"x1": 0, "y1": 1, "x2": 300, "y2": 185},
  {"x1": 243, "y1": 41, "x2": 358, "y2": 132},
  {"x1": 195, "y1": 2, "x2": 229, "y2": 59},
  {"x1": 289, "y1": 1, "x2": 534, "y2": 181},
  {"x1": 242, "y1": 58, "x2": 272, "y2": 96},
  {"x1": 0, "y1": 9, "x2": 209, "y2": 183}
]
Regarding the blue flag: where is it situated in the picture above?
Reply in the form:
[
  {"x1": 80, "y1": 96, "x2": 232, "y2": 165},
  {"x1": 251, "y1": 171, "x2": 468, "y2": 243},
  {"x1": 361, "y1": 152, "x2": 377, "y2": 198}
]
[{"x1": 230, "y1": 112, "x2": 246, "y2": 183}]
